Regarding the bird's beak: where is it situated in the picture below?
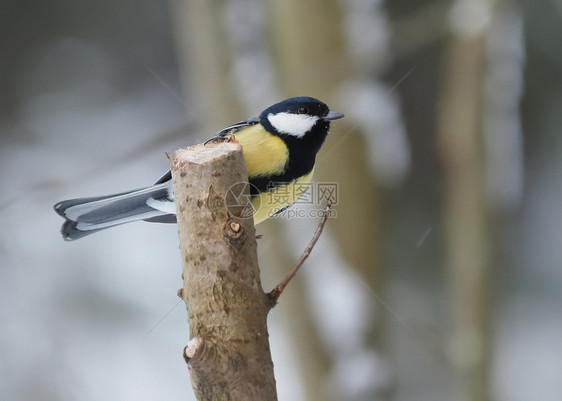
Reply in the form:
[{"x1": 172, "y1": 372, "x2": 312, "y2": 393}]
[{"x1": 323, "y1": 111, "x2": 345, "y2": 121}]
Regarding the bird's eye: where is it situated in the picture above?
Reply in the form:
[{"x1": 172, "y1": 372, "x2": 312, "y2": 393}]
[{"x1": 297, "y1": 107, "x2": 309, "y2": 115}]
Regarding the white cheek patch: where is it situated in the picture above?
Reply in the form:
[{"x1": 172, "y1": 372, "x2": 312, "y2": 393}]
[{"x1": 267, "y1": 112, "x2": 319, "y2": 137}]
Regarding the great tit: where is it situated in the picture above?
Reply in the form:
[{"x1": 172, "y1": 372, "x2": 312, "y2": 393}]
[{"x1": 54, "y1": 96, "x2": 344, "y2": 240}]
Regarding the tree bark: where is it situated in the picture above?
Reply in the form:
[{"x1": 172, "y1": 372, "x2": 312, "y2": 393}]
[{"x1": 172, "y1": 141, "x2": 277, "y2": 401}]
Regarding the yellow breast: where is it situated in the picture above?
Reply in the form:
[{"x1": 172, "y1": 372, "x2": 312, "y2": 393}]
[
  {"x1": 234, "y1": 125, "x2": 288, "y2": 178},
  {"x1": 234, "y1": 125, "x2": 314, "y2": 224}
]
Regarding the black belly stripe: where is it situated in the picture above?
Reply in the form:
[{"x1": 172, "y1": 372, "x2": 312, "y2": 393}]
[{"x1": 249, "y1": 158, "x2": 314, "y2": 195}]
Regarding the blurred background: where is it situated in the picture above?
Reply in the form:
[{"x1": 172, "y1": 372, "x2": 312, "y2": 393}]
[{"x1": 1, "y1": 0, "x2": 561, "y2": 400}]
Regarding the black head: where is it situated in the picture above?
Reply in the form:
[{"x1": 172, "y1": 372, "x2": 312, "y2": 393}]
[
  {"x1": 259, "y1": 96, "x2": 344, "y2": 139},
  {"x1": 249, "y1": 97, "x2": 344, "y2": 193}
]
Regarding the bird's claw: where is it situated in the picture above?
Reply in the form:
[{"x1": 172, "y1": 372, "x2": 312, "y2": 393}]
[{"x1": 204, "y1": 132, "x2": 234, "y2": 146}]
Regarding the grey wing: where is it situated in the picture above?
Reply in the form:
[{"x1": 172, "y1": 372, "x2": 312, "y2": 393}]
[{"x1": 204, "y1": 118, "x2": 259, "y2": 144}]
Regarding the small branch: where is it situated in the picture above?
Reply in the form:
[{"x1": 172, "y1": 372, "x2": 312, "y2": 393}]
[{"x1": 267, "y1": 201, "x2": 333, "y2": 307}]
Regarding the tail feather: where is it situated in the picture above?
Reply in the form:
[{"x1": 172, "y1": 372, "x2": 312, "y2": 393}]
[
  {"x1": 61, "y1": 220, "x2": 108, "y2": 241},
  {"x1": 54, "y1": 182, "x2": 175, "y2": 241}
]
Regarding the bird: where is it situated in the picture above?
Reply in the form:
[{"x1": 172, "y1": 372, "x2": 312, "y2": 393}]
[{"x1": 54, "y1": 96, "x2": 344, "y2": 240}]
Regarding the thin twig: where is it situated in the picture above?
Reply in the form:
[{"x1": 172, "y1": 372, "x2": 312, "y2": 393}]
[{"x1": 267, "y1": 201, "x2": 333, "y2": 307}]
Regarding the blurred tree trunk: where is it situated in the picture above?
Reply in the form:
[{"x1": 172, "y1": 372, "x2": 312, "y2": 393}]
[
  {"x1": 169, "y1": 0, "x2": 242, "y2": 130},
  {"x1": 268, "y1": 0, "x2": 383, "y2": 335},
  {"x1": 437, "y1": 3, "x2": 494, "y2": 401},
  {"x1": 268, "y1": 0, "x2": 385, "y2": 399}
]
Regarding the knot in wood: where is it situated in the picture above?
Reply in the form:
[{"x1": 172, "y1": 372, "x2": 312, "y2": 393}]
[
  {"x1": 225, "y1": 219, "x2": 247, "y2": 250},
  {"x1": 229, "y1": 221, "x2": 241, "y2": 233}
]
